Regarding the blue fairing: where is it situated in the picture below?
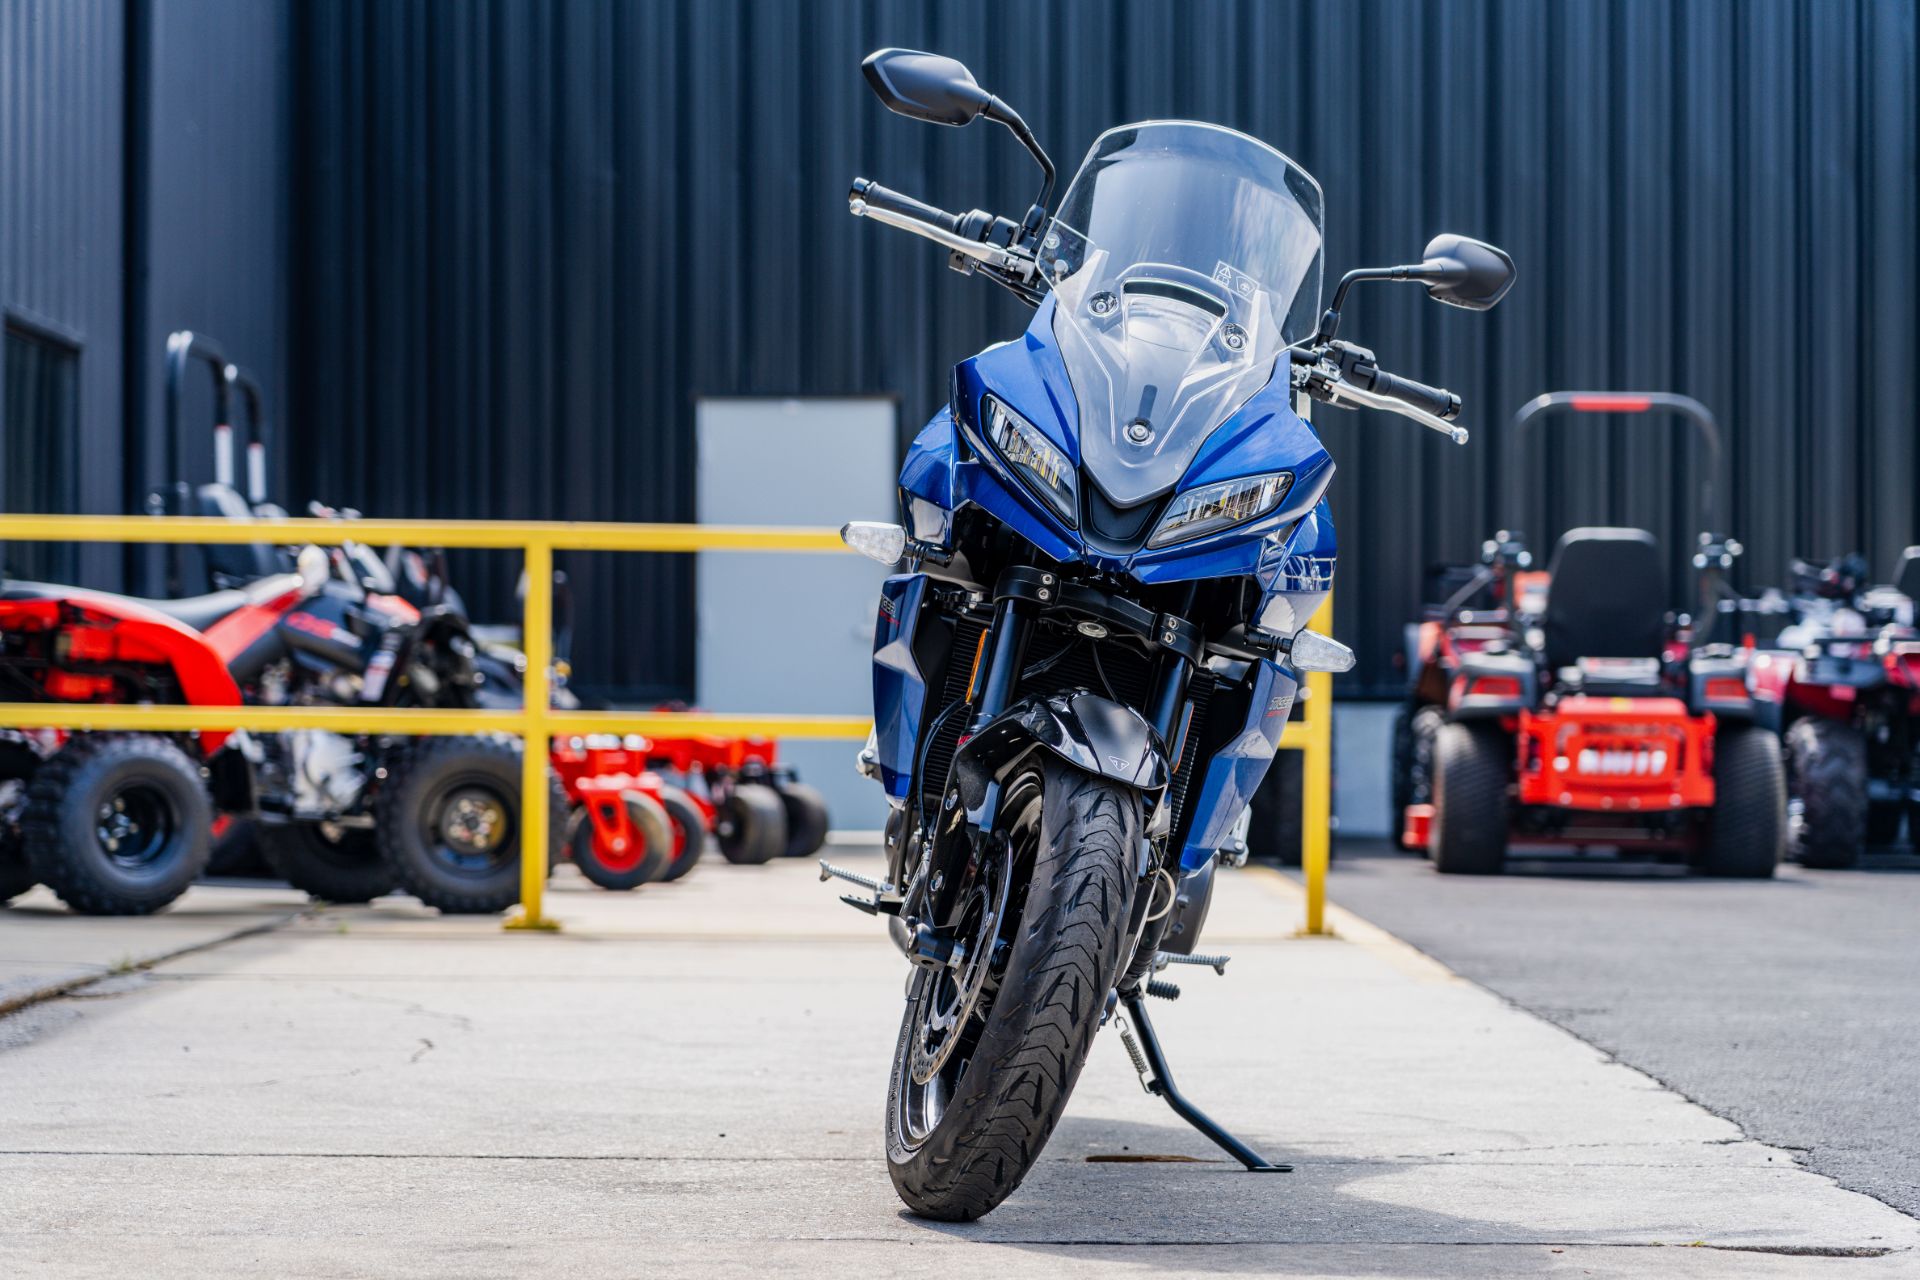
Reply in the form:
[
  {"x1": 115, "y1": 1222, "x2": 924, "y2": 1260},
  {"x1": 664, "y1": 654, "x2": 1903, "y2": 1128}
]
[
  {"x1": 889, "y1": 293, "x2": 1338, "y2": 863},
  {"x1": 871, "y1": 573, "x2": 930, "y2": 801}
]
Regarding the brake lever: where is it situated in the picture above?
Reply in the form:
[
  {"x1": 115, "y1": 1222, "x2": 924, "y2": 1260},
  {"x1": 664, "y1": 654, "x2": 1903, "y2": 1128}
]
[
  {"x1": 849, "y1": 200, "x2": 1037, "y2": 281},
  {"x1": 1310, "y1": 366, "x2": 1469, "y2": 444}
]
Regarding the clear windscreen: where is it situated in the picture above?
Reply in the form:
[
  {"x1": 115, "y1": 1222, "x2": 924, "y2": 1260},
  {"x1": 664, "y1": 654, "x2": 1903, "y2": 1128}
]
[{"x1": 1037, "y1": 123, "x2": 1324, "y2": 508}]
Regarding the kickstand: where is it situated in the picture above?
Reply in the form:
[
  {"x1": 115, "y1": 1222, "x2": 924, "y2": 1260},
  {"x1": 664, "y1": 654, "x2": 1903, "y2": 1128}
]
[{"x1": 1121, "y1": 993, "x2": 1292, "y2": 1173}]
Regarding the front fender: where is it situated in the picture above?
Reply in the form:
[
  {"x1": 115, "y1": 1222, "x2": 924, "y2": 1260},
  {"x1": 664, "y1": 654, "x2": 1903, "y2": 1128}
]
[{"x1": 951, "y1": 690, "x2": 1169, "y2": 814}]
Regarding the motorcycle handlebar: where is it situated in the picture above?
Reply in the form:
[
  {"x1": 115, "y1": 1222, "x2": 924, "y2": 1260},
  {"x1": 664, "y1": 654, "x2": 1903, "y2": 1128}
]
[
  {"x1": 849, "y1": 178, "x2": 962, "y2": 236},
  {"x1": 1370, "y1": 369, "x2": 1462, "y2": 422}
]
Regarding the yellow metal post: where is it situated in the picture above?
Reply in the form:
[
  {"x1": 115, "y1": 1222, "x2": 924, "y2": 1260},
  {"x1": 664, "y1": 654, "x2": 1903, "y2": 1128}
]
[
  {"x1": 506, "y1": 539, "x2": 557, "y2": 932},
  {"x1": 1299, "y1": 591, "x2": 1335, "y2": 936}
]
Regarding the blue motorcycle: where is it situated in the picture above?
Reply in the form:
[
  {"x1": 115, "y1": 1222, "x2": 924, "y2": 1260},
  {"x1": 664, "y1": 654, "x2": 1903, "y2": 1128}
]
[{"x1": 826, "y1": 48, "x2": 1514, "y2": 1220}]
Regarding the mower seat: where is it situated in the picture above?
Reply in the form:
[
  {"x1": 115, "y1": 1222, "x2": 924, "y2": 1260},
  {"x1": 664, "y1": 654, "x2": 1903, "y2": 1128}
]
[
  {"x1": 1541, "y1": 528, "x2": 1667, "y2": 675},
  {"x1": 1556, "y1": 656, "x2": 1665, "y2": 697}
]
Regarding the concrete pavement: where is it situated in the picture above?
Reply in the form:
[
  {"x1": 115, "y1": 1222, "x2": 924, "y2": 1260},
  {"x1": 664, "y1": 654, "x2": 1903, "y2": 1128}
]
[{"x1": 1, "y1": 854, "x2": 1915, "y2": 1276}]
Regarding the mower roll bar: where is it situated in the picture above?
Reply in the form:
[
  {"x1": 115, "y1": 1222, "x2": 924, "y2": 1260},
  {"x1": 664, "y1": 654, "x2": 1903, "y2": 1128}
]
[
  {"x1": 1510, "y1": 391, "x2": 1724, "y2": 535},
  {"x1": 224, "y1": 363, "x2": 271, "y2": 506}
]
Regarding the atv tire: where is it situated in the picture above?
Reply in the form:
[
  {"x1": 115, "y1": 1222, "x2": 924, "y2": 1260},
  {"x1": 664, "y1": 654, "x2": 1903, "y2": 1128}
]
[
  {"x1": 1867, "y1": 802, "x2": 1903, "y2": 848},
  {"x1": 1784, "y1": 718, "x2": 1865, "y2": 869},
  {"x1": 23, "y1": 734, "x2": 213, "y2": 915},
  {"x1": 655, "y1": 786, "x2": 708, "y2": 882},
  {"x1": 776, "y1": 781, "x2": 831, "y2": 857},
  {"x1": 885, "y1": 758, "x2": 1139, "y2": 1221},
  {"x1": 0, "y1": 739, "x2": 43, "y2": 903},
  {"x1": 568, "y1": 790, "x2": 672, "y2": 891},
  {"x1": 716, "y1": 782, "x2": 786, "y2": 865},
  {"x1": 1431, "y1": 722, "x2": 1511, "y2": 875},
  {"x1": 259, "y1": 821, "x2": 395, "y2": 904},
  {"x1": 376, "y1": 736, "x2": 562, "y2": 914},
  {"x1": 1697, "y1": 725, "x2": 1785, "y2": 878},
  {"x1": 1391, "y1": 704, "x2": 1445, "y2": 852}
]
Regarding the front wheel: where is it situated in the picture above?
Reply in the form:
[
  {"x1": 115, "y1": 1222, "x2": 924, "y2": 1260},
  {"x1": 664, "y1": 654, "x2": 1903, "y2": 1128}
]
[
  {"x1": 1696, "y1": 725, "x2": 1784, "y2": 878},
  {"x1": 1430, "y1": 722, "x2": 1511, "y2": 875},
  {"x1": 885, "y1": 758, "x2": 1140, "y2": 1221}
]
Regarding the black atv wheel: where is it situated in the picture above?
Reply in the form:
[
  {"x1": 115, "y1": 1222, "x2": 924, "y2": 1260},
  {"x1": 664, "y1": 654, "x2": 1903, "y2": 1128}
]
[
  {"x1": 259, "y1": 821, "x2": 395, "y2": 904},
  {"x1": 1784, "y1": 718, "x2": 1865, "y2": 869},
  {"x1": 775, "y1": 781, "x2": 831, "y2": 857},
  {"x1": 1430, "y1": 722, "x2": 1511, "y2": 876},
  {"x1": 1390, "y1": 703, "x2": 1445, "y2": 852},
  {"x1": 1697, "y1": 725, "x2": 1785, "y2": 878},
  {"x1": 23, "y1": 734, "x2": 213, "y2": 916},
  {"x1": 376, "y1": 736, "x2": 563, "y2": 914},
  {"x1": 715, "y1": 782, "x2": 786, "y2": 865},
  {"x1": 655, "y1": 786, "x2": 708, "y2": 882},
  {"x1": 567, "y1": 790, "x2": 672, "y2": 891},
  {"x1": 0, "y1": 739, "x2": 44, "y2": 904},
  {"x1": 886, "y1": 757, "x2": 1140, "y2": 1221}
]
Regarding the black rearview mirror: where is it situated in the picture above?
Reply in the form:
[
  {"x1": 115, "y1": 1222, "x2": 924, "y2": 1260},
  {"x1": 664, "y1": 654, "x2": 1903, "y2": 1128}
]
[
  {"x1": 861, "y1": 49, "x2": 992, "y2": 127},
  {"x1": 1417, "y1": 234, "x2": 1516, "y2": 310}
]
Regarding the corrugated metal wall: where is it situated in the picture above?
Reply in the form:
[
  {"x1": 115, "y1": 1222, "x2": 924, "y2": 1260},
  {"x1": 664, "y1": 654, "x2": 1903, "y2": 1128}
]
[
  {"x1": 0, "y1": 0, "x2": 125, "y2": 586},
  {"x1": 279, "y1": 0, "x2": 1914, "y2": 696}
]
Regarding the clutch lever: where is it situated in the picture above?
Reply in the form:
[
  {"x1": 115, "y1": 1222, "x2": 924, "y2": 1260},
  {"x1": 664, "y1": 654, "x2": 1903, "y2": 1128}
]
[{"x1": 1310, "y1": 366, "x2": 1469, "y2": 444}]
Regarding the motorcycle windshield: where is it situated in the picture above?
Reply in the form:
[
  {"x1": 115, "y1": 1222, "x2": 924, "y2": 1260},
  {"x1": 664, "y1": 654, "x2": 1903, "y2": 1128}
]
[{"x1": 1039, "y1": 122, "x2": 1323, "y2": 508}]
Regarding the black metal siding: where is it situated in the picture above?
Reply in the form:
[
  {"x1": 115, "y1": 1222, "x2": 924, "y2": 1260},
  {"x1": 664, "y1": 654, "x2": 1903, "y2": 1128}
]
[
  {"x1": 0, "y1": 0, "x2": 125, "y2": 586},
  {"x1": 277, "y1": 0, "x2": 1916, "y2": 696}
]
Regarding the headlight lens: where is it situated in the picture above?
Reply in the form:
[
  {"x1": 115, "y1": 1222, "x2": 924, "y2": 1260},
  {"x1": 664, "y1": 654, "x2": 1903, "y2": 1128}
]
[
  {"x1": 1147, "y1": 472, "x2": 1293, "y2": 548},
  {"x1": 983, "y1": 396, "x2": 1077, "y2": 525}
]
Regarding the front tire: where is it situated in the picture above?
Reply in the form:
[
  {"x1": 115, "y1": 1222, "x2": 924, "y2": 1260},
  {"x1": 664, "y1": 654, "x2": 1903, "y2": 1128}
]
[
  {"x1": 1697, "y1": 725, "x2": 1784, "y2": 878},
  {"x1": 1784, "y1": 718, "x2": 1865, "y2": 869},
  {"x1": 886, "y1": 758, "x2": 1140, "y2": 1221},
  {"x1": 776, "y1": 781, "x2": 830, "y2": 857},
  {"x1": 259, "y1": 822, "x2": 395, "y2": 904},
  {"x1": 716, "y1": 783, "x2": 786, "y2": 864},
  {"x1": 1430, "y1": 722, "x2": 1511, "y2": 875},
  {"x1": 655, "y1": 786, "x2": 708, "y2": 882},
  {"x1": 23, "y1": 734, "x2": 213, "y2": 915},
  {"x1": 567, "y1": 790, "x2": 672, "y2": 890}
]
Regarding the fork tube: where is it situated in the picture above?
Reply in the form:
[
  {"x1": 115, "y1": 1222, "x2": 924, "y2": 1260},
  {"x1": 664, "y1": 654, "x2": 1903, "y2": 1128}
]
[
  {"x1": 970, "y1": 597, "x2": 1032, "y2": 730},
  {"x1": 1148, "y1": 652, "x2": 1191, "y2": 745}
]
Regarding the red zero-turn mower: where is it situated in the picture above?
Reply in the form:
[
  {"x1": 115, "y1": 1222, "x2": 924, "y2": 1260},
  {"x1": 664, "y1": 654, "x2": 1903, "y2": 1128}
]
[
  {"x1": 549, "y1": 737, "x2": 709, "y2": 888},
  {"x1": 1415, "y1": 392, "x2": 1785, "y2": 877},
  {"x1": 1746, "y1": 550, "x2": 1920, "y2": 867},
  {"x1": 642, "y1": 721, "x2": 830, "y2": 864}
]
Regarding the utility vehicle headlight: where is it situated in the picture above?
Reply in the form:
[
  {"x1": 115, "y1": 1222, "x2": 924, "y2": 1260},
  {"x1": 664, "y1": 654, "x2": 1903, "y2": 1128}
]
[
  {"x1": 1147, "y1": 472, "x2": 1292, "y2": 548},
  {"x1": 983, "y1": 396, "x2": 1077, "y2": 525}
]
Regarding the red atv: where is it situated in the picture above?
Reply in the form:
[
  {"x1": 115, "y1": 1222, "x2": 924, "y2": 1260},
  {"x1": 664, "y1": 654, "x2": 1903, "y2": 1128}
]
[
  {"x1": 1747, "y1": 550, "x2": 1920, "y2": 867},
  {"x1": 1407, "y1": 392, "x2": 1784, "y2": 876}
]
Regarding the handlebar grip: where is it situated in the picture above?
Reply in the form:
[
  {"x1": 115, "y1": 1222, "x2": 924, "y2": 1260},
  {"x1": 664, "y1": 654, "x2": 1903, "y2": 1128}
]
[
  {"x1": 1370, "y1": 369, "x2": 1462, "y2": 422},
  {"x1": 849, "y1": 178, "x2": 963, "y2": 236}
]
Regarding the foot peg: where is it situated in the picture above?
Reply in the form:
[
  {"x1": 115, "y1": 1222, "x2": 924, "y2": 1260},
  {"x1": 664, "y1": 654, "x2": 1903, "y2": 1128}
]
[
  {"x1": 1158, "y1": 950, "x2": 1230, "y2": 976},
  {"x1": 819, "y1": 860, "x2": 901, "y2": 917},
  {"x1": 1145, "y1": 978, "x2": 1181, "y2": 1001}
]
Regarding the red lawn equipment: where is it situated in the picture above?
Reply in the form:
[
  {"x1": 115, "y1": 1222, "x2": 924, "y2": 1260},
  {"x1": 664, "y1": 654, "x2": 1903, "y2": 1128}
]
[
  {"x1": 640, "y1": 719, "x2": 829, "y2": 863},
  {"x1": 550, "y1": 736, "x2": 709, "y2": 888},
  {"x1": 1412, "y1": 391, "x2": 1784, "y2": 876}
]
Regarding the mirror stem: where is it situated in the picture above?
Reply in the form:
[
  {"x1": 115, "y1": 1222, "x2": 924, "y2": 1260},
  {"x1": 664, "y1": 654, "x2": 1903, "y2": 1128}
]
[{"x1": 983, "y1": 97, "x2": 1056, "y2": 241}]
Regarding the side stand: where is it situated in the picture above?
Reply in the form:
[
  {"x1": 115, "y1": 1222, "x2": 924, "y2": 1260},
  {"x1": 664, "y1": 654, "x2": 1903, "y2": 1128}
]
[{"x1": 1121, "y1": 993, "x2": 1292, "y2": 1172}]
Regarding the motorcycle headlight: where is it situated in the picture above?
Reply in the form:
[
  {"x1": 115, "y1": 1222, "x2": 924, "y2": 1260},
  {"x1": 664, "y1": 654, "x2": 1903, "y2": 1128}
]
[
  {"x1": 1147, "y1": 472, "x2": 1293, "y2": 548},
  {"x1": 983, "y1": 396, "x2": 1077, "y2": 526}
]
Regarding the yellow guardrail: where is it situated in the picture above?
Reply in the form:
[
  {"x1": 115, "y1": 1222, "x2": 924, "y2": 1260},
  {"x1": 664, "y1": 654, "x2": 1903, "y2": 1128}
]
[{"x1": 0, "y1": 513, "x2": 1332, "y2": 932}]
